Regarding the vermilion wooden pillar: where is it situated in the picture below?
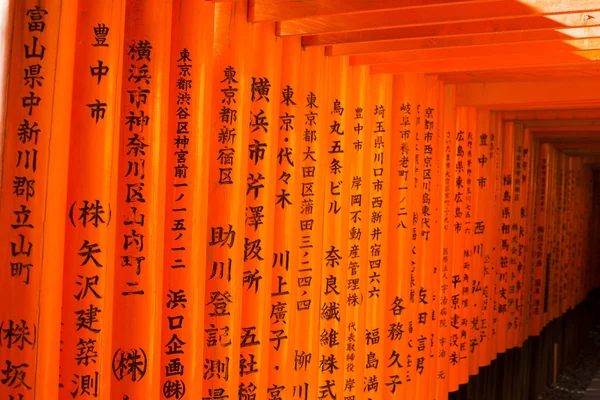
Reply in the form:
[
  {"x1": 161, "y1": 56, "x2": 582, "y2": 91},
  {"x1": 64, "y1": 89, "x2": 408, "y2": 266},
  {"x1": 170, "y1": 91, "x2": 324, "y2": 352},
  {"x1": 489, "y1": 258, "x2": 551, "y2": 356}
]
[
  {"x1": 0, "y1": 2, "x2": 76, "y2": 399},
  {"x1": 0, "y1": 3, "x2": 599, "y2": 400}
]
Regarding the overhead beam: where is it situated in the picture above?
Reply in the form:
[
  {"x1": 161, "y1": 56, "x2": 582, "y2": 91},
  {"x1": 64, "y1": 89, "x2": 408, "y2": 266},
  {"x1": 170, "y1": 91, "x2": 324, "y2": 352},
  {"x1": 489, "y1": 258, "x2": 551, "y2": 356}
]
[
  {"x1": 302, "y1": 11, "x2": 600, "y2": 46},
  {"x1": 455, "y1": 79, "x2": 600, "y2": 107},
  {"x1": 326, "y1": 27, "x2": 600, "y2": 56},
  {"x1": 370, "y1": 52, "x2": 600, "y2": 74},
  {"x1": 350, "y1": 40, "x2": 600, "y2": 65},
  {"x1": 580, "y1": 155, "x2": 600, "y2": 164},
  {"x1": 249, "y1": 0, "x2": 492, "y2": 22},
  {"x1": 435, "y1": 60, "x2": 600, "y2": 83},
  {"x1": 504, "y1": 109, "x2": 600, "y2": 120},
  {"x1": 485, "y1": 101, "x2": 600, "y2": 110},
  {"x1": 279, "y1": 0, "x2": 600, "y2": 36},
  {"x1": 531, "y1": 131, "x2": 600, "y2": 140},
  {"x1": 437, "y1": 70, "x2": 600, "y2": 84},
  {"x1": 519, "y1": 120, "x2": 600, "y2": 129},
  {"x1": 553, "y1": 142, "x2": 600, "y2": 148},
  {"x1": 561, "y1": 149, "x2": 600, "y2": 155},
  {"x1": 529, "y1": 125, "x2": 600, "y2": 131}
]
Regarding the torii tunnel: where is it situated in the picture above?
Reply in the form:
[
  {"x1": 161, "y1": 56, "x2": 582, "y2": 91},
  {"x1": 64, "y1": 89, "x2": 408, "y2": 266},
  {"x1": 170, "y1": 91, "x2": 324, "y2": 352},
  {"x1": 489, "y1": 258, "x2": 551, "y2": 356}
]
[{"x1": 2, "y1": 1, "x2": 600, "y2": 399}]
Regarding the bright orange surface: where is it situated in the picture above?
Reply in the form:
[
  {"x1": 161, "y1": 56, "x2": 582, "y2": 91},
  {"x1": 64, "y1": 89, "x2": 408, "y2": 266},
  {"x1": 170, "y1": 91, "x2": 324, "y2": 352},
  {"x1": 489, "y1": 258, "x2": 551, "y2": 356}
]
[{"x1": 0, "y1": 1, "x2": 599, "y2": 400}]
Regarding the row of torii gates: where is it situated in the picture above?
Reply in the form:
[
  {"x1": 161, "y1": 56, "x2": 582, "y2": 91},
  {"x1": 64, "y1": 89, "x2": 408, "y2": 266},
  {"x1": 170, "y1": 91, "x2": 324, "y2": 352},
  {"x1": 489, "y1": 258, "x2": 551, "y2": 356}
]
[{"x1": 1, "y1": 1, "x2": 600, "y2": 399}]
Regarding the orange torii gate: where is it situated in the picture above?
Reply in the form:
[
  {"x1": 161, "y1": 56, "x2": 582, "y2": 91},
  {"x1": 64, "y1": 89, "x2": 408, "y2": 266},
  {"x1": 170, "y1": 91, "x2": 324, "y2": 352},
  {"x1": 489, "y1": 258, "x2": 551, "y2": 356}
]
[{"x1": 0, "y1": 1, "x2": 599, "y2": 400}]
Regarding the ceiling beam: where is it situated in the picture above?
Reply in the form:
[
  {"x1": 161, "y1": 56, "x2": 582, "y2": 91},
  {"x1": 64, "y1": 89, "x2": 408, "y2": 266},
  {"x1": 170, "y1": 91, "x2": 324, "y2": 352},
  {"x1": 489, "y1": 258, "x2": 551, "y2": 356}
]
[
  {"x1": 529, "y1": 125, "x2": 600, "y2": 131},
  {"x1": 504, "y1": 109, "x2": 600, "y2": 120},
  {"x1": 485, "y1": 101, "x2": 600, "y2": 110},
  {"x1": 279, "y1": 0, "x2": 600, "y2": 36},
  {"x1": 532, "y1": 131, "x2": 600, "y2": 141},
  {"x1": 249, "y1": 0, "x2": 492, "y2": 22},
  {"x1": 326, "y1": 27, "x2": 600, "y2": 56},
  {"x1": 580, "y1": 155, "x2": 600, "y2": 163},
  {"x1": 553, "y1": 142, "x2": 600, "y2": 148},
  {"x1": 349, "y1": 40, "x2": 600, "y2": 65},
  {"x1": 437, "y1": 71, "x2": 600, "y2": 84},
  {"x1": 370, "y1": 52, "x2": 600, "y2": 74},
  {"x1": 302, "y1": 11, "x2": 600, "y2": 46},
  {"x1": 562, "y1": 150, "x2": 600, "y2": 155},
  {"x1": 455, "y1": 79, "x2": 600, "y2": 107}
]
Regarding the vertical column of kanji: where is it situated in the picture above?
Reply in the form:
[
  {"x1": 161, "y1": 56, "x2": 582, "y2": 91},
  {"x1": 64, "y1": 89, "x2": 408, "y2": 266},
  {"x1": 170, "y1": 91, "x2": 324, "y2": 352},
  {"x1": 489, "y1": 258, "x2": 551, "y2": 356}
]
[
  {"x1": 203, "y1": 1, "x2": 249, "y2": 399},
  {"x1": 496, "y1": 120, "x2": 514, "y2": 355},
  {"x1": 504, "y1": 123, "x2": 519, "y2": 350},
  {"x1": 414, "y1": 76, "x2": 438, "y2": 400},
  {"x1": 552, "y1": 149, "x2": 562, "y2": 323},
  {"x1": 59, "y1": 2, "x2": 123, "y2": 398},
  {"x1": 460, "y1": 109, "x2": 478, "y2": 383},
  {"x1": 468, "y1": 110, "x2": 487, "y2": 374},
  {"x1": 0, "y1": 1, "x2": 76, "y2": 398},
  {"x1": 239, "y1": 21, "x2": 281, "y2": 399},
  {"x1": 490, "y1": 114, "x2": 502, "y2": 358},
  {"x1": 318, "y1": 55, "x2": 349, "y2": 400},
  {"x1": 448, "y1": 108, "x2": 468, "y2": 387},
  {"x1": 474, "y1": 111, "x2": 494, "y2": 369},
  {"x1": 410, "y1": 74, "x2": 428, "y2": 398},
  {"x1": 159, "y1": 1, "x2": 214, "y2": 399},
  {"x1": 291, "y1": 45, "x2": 327, "y2": 400},
  {"x1": 389, "y1": 74, "x2": 418, "y2": 398},
  {"x1": 363, "y1": 72, "x2": 392, "y2": 400},
  {"x1": 488, "y1": 112, "x2": 501, "y2": 366},
  {"x1": 268, "y1": 35, "x2": 301, "y2": 400},
  {"x1": 549, "y1": 151, "x2": 563, "y2": 322},
  {"x1": 541, "y1": 145, "x2": 552, "y2": 330},
  {"x1": 488, "y1": 112, "x2": 503, "y2": 360},
  {"x1": 342, "y1": 65, "x2": 370, "y2": 399},
  {"x1": 563, "y1": 157, "x2": 572, "y2": 313},
  {"x1": 489, "y1": 113, "x2": 501, "y2": 362},
  {"x1": 411, "y1": 76, "x2": 426, "y2": 398},
  {"x1": 530, "y1": 143, "x2": 549, "y2": 336},
  {"x1": 515, "y1": 124, "x2": 528, "y2": 337},
  {"x1": 519, "y1": 128, "x2": 535, "y2": 345},
  {"x1": 556, "y1": 152, "x2": 570, "y2": 316},
  {"x1": 459, "y1": 108, "x2": 475, "y2": 385},
  {"x1": 542, "y1": 145, "x2": 557, "y2": 329},
  {"x1": 404, "y1": 74, "x2": 421, "y2": 400},
  {"x1": 483, "y1": 112, "x2": 497, "y2": 368},
  {"x1": 111, "y1": 0, "x2": 171, "y2": 397},
  {"x1": 426, "y1": 79, "x2": 444, "y2": 400},
  {"x1": 386, "y1": 76, "x2": 408, "y2": 400},
  {"x1": 434, "y1": 83, "x2": 456, "y2": 400}
]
